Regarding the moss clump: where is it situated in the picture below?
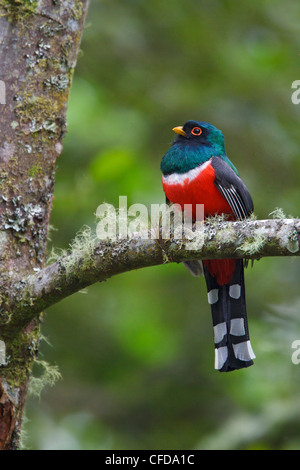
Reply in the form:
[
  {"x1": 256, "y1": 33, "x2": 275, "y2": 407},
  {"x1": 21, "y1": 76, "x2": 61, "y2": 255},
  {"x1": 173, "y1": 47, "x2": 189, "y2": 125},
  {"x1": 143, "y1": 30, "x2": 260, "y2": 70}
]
[
  {"x1": 239, "y1": 233, "x2": 266, "y2": 255},
  {"x1": 0, "y1": 0, "x2": 38, "y2": 23},
  {"x1": 1, "y1": 323, "x2": 40, "y2": 386},
  {"x1": 15, "y1": 93, "x2": 60, "y2": 129},
  {"x1": 28, "y1": 359, "x2": 62, "y2": 399},
  {"x1": 215, "y1": 224, "x2": 235, "y2": 245},
  {"x1": 0, "y1": 170, "x2": 9, "y2": 196},
  {"x1": 269, "y1": 207, "x2": 286, "y2": 219},
  {"x1": 48, "y1": 225, "x2": 97, "y2": 276},
  {"x1": 72, "y1": 1, "x2": 83, "y2": 21},
  {"x1": 28, "y1": 163, "x2": 42, "y2": 178}
]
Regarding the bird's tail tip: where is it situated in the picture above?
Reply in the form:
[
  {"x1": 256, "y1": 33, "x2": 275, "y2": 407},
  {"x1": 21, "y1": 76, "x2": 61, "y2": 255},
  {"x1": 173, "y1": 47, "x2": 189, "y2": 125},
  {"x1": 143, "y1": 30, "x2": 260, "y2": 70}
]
[{"x1": 215, "y1": 340, "x2": 256, "y2": 372}]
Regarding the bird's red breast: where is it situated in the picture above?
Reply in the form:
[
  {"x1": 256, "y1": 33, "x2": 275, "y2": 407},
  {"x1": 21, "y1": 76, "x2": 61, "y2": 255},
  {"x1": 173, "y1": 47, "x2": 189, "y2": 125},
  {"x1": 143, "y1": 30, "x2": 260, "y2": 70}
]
[
  {"x1": 162, "y1": 159, "x2": 236, "y2": 285},
  {"x1": 162, "y1": 159, "x2": 233, "y2": 218}
]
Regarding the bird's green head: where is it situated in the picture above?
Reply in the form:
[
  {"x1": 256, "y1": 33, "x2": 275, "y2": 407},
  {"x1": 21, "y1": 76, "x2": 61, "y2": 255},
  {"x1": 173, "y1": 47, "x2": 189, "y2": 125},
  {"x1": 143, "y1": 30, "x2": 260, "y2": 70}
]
[
  {"x1": 161, "y1": 120, "x2": 231, "y2": 175},
  {"x1": 172, "y1": 120, "x2": 225, "y2": 153}
]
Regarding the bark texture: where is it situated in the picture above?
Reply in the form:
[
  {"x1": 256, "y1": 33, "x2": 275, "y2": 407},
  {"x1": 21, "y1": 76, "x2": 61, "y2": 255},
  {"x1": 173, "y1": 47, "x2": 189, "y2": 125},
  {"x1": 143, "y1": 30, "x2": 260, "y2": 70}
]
[{"x1": 0, "y1": 0, "x2": 89, "y2": 450}]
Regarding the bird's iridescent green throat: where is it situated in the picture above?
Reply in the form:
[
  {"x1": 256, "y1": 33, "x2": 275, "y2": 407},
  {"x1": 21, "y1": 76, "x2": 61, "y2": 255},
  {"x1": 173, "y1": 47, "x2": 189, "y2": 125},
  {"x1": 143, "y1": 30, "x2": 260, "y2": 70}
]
[{"x1": 160, "y1": 120, "x2": 238, "y2": 176}]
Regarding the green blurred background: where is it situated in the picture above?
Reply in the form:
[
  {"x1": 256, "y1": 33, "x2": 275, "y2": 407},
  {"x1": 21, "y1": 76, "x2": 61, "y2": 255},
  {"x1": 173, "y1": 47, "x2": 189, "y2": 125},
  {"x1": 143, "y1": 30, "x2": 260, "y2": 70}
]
[{"x1": 25, "y1": 0, "x2": 300, "y2": 450}]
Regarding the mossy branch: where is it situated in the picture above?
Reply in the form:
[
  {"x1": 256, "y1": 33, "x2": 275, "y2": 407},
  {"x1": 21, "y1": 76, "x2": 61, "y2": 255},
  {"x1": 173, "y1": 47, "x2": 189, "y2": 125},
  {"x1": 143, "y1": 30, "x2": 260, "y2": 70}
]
[{"x1": 3, "y1": 217, "x2": 299, "y2": 330}]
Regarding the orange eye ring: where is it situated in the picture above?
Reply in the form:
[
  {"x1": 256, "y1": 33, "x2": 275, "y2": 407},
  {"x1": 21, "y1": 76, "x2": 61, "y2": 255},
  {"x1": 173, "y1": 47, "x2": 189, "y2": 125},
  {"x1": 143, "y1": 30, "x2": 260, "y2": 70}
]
[{"x1": 191, "y1": 127, "x2": 202, "y2": 136}]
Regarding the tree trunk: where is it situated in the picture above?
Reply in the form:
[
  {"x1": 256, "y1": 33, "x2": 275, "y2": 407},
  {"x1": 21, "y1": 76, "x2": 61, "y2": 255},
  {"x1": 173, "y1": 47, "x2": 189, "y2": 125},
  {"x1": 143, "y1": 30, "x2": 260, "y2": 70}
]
[{"x1": 0, "y1": 0, "x2": 89, "y2": 450}]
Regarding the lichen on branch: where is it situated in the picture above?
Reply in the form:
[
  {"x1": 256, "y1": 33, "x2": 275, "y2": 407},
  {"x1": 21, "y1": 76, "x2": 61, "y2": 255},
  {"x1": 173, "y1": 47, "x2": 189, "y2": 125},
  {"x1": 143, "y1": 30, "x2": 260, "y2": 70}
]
[{"x1": 0, "y1": 217, "x2": 298, "y2": 334}]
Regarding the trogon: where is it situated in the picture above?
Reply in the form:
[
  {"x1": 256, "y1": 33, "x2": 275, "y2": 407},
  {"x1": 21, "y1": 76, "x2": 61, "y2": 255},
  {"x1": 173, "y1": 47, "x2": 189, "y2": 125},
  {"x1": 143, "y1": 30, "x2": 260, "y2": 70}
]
[{"x1": 160, "y1": 120, "x2": 255, "y2": 372}]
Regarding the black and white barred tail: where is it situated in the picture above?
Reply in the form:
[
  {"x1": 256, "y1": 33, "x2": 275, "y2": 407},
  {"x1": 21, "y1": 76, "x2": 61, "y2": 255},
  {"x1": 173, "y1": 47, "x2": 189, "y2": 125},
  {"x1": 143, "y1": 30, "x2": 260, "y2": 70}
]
[{"x1": 203, "y1": 260, "x2": 255, "y2": 372}]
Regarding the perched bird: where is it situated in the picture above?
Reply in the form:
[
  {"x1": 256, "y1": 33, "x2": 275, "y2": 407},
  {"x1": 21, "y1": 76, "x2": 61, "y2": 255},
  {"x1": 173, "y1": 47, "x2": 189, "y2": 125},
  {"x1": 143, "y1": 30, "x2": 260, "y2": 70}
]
[{"x1": 160, "y1": 120, "x2": 255, "y2": 372}]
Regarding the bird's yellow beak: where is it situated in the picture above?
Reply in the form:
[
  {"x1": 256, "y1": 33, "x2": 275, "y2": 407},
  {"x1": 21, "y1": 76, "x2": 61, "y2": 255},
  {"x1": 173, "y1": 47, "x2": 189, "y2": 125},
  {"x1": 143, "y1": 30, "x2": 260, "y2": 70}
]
[{"x1": 172, "y1": 126, "x2": 186, "y2": 137}]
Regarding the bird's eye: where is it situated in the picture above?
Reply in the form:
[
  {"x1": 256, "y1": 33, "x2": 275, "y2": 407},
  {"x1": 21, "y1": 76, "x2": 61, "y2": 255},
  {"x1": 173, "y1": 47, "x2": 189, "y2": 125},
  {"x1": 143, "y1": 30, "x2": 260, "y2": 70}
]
[{"x1": 191, "y1": 127, "x2": 202, "y2": 136}]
